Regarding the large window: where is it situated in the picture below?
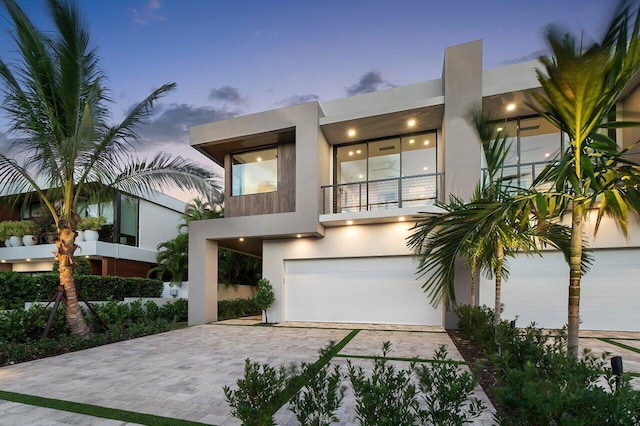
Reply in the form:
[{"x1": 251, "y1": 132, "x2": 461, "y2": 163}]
[
  {"x1": 232, "y1": 147, "x2": 278, "y2": 196},
  {"x1": 491, "y1": 115, "x2": 563, "y2": 188},
  {"x1": 332, "y1": 131, "x2": 437, "y2": 212}
]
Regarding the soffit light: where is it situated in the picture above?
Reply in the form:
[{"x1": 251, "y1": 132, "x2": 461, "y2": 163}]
[
  {"x1": 407, "y1": 119, "x2": 416, "y2": 127},
  {"x1": 26, "y1": 258, "x2": 31, "y2": 262},
  {"x1": 348, "y1": 151, "x2": 354, "y2": 156},
  {"x1": 257, "y1": 157, "x2": 262, "y2": 162},
  {"x1": 348, "y1": 129, "x2": 356, "y2": 137},
  {"x1": 424, "y1": 140, "x2": 429, "y2": 145},
  {"x1": 346, "y1": 220, "x2": 353, "y2": 225},
  {"x1": 239, "y1": 238, "x2": 244, "y2": 242},
  {"x1": 296, "y1": 234, "x2": 302, "y2": 238},
  {"x1": 409, "y1": 139, "x2": 415, "y2": 144},
  {"x1": 356, "y1": 149, "x2": 362, "y2": 154},
  {"x1": 0, "y1": 260, "x2": 5, "y2": 263},
  {"x1": 398, "y1": 216, "x2": 406, "y2": 222},
  {"x1": 506, "y1": 103, "x2": 516, "y2": 111}
]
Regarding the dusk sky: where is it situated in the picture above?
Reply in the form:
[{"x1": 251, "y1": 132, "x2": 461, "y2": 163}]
[{"x1": 0, "y1": 0, "x2": 613, "y2": 199}]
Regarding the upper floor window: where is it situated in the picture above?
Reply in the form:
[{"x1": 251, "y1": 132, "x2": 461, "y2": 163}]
[
  {"x1": 232, "y1": 147, "x2": 278, "y2": 196},
  {"x1": 328, "y1": 131, "x2": 438, "y2": 212},
  {"x1": 490, "y1": 115, "x2": 563, "y2": 188}
]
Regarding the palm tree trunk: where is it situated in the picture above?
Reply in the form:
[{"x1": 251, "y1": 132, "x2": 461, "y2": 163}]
[
  {"x1": 568, "y1": 203, "x2": 583, "y2": 359},
  {"x1": 56, "y1": 226, "x2": 90, "y2": 337},
  {"x1": 494, "y1": 240, "x2": 504, "y2": 324},
  {"x1": 470, "y1": 261, "x2": 477, "y2": 307}
]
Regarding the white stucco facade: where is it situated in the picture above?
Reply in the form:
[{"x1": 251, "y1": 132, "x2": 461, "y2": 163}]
[{"x1": 187, "y1": 39, "x2": 640, "y2": 330}]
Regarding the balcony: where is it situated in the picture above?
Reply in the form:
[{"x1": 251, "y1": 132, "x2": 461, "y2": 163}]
[{"x1": 321, "y1": 172, "x2": 443, "y2": 215}]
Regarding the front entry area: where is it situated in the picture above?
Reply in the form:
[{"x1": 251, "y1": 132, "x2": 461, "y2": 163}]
[{"x1": 283, "y1": 256, "x2": 442, "y2": 325}]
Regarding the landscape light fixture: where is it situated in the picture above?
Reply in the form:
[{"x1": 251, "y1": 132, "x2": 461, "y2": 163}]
[{"x1": 611, "y1": 356, "x2": 623, "y2": 391}]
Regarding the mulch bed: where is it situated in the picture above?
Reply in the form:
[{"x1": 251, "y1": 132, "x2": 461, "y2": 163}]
[{"x1": 447, "y1": 329, "x2": 499, "y2": 409}]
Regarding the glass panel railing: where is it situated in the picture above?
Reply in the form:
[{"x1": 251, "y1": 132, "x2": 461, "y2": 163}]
[{"x1": 321, "y1": 173, "x2": 443, "y2": 214}]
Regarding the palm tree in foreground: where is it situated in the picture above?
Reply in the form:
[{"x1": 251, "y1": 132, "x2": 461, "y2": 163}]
[
  {"x1": 0, "y1": 0, "x2": 218, "y2": 336},
  {"x1": 530, "y1": 2, "x2": 640, "y2": 358}
]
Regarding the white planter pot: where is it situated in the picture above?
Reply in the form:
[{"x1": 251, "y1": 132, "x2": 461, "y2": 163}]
[
  {"x1": 84, "y1": 230, "x2": 99, "y2": 241},
  {"x1": 76, "y1": 230, "x2": 85, "y2": 242},
  {"x1": 22, "y1": 235, "x2": 38, "y2": 246},
  {"x1": 9, "y1": 236, "x2": 23, "y2": 247},
  {"x1": 4, "y1": 238, "x2": 11, "y2": 247}
]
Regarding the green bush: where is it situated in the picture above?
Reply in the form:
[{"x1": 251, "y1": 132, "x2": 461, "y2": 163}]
[
  {"x1": 0, "y1": 271, "x2": 163, "y2": 310},
  {"x1": 0, "y1": 319, "x2": 171, "y2": 367},
  {"x1": 289, "y1": 362, "x2": 345, "y2": 426},
  {"x1": 218, "y1": 298, "x2": 261, "y2": 320},
  {"x1": 347, "y1": 342, "x2": 421, "y2": 425},
  {"x1": 223, "y1": 359, "x2": 290, "y2": 426},
  {"x1": 1, "y1": 299, "x2": 187, "y2": 345},
  {"x1": 457, "y1": 305, "x2": 640, "y2": 425}
]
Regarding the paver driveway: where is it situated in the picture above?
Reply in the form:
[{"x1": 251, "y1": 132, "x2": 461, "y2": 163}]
[
  {"x1": 0, "y1": 322, "x2": 495, "y2": 425},
  {"x1": 5, "y1": 323, "x2": 639, "y2": 425}
]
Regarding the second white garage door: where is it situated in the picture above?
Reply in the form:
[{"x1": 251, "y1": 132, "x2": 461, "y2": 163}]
[{"x1": 284, "y1": 256, "x2": 441, "y2": 325}]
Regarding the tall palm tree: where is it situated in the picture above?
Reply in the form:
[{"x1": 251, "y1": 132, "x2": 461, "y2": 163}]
[
  {"x1": 0, "y1": 0, "x2": 218, "y2": 336},
  {"x1": 530, "y1": 2, "x2": 640, "y2": 357},
  {"x1": 408, "y1": 112, "x2": 540, "y2": 323}
]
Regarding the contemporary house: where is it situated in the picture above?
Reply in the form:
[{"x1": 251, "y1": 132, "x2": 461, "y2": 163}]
[
  {"x1": 188, "y1": 40, "x2": 640, "y2": 331},
  {"x1": 0, "y1": 190, "x2": 185, "y2": 277}
]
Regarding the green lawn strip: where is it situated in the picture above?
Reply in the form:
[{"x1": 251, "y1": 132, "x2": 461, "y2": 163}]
[
  {"x1": 334, "y1": 353, "x2": 466, "y2": 365},
  {"x1": 598, "y1": 338, "x2": 640, "y2": 354},
  {"x1": 267, "y1": 328, "x2": 361, "y2": 417},
  {"x1": 0, "y1": 390, "x2": 209, "y2": 426}
]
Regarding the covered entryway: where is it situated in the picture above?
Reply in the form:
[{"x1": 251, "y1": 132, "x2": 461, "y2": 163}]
[{"x1": 284, "y1": 256, "x2": 442, "y2": 325}]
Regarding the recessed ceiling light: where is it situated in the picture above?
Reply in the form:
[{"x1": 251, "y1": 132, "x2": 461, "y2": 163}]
[
  {"x1": 545, "y1": 153, "x2": 550, "y2": 157},
  {"x1": 346, "y1": 220, "x2": 353, "y2": 225},
  {"x1": 356, "y1": 149, "x2": 362, "y2": 154},
  {"x1": 26, "y1": 258, "x2": 31, "y2": 262},
  {"x1": 409, "y1": 139, "x2": 415, "y2": 144},
  {"x1": 296, "y1": 234, "x2": 302, "y2": 238},
  {"x1": 497, "y1": 127, "x2": 503, "y2": 132},
  {"x1": 348, "y1": 129, "x2": 356, "y2": 137},
  {"x1": 85, "y1": 255, "x2": 90, "y2": 258},
  {"x1": 506, "y1": 103, "x2": 516, "y2": 111},
  {"x1": 358, "y1": 174, "x2": 364, "y2": 179},
  {"x1": 407, "y1": 119, "x2": 416, "y2": 127},
  {"x1": 239, "y1": 238, "x2": 244, "y2": 242},
  {"x1": 348, "y1": 151, "x2": 354, "y2": 156},
  {"x1": 0, "y1": 260, "x2": 5, "y2": 263},
  {"x1": 398, "y1": 216, "x2": 406, "y2": 222},
  {"x1": 257, "y1": 157, "x2": 262, "y2": 162},
  {"x1": 424, "y1": 140, "x2": 429, "y2": 145},
  {"x1": 423, "y1": 166, "x2": 428, "y2": 170}
]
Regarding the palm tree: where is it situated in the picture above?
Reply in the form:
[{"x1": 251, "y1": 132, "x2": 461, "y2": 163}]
[
  {"x1": 529, "y1": 2, "x2": 640, "y2": 357},
  {"x1": 0, "y1": 0, "x2": 217, "y2": 336},
  {"x1": 148, "y1": 233, "x2": 189, "y2": 286},
  {"x1": 408, "y1": 112, "x2": 539, "y2": 323}
]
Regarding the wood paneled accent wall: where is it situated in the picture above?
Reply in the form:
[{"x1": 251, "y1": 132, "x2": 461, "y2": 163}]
[
  {"x1": 225, "y1": 142, "x2": 296, "y2": 217},
  {"x1": 99, "y1": 257, "x2": 153, "y2": 277}
]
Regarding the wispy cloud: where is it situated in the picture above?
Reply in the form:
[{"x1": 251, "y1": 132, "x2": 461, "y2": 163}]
[
  {"x1": 132, "y1": 0, "x2": 166, "y2": 26},
  {"x1": 276, "y1": 94, "x2": 320, "y2": 107},
  {"x1": 208, "y1": 86, "x2": 249, "y2": 106},
  {"x1": 501, "y1": 49, "x2": 548, "y2": 65},
  {"x1": 346, "y1": 70, "x2": 395, "y2": 97}
]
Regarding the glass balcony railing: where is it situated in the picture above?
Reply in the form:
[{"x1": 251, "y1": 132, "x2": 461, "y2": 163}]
[{"x1": 321, "y1": 172, "x2": 443, "y2": 214}]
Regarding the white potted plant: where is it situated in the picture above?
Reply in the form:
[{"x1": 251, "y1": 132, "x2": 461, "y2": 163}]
[
  {"x1": 78, "y1": 216, "x2": 106, "y2": 241},
  {"x1": 21, "y1": 220, "x2": 38, "y2": 246},
  {"x1": 6, "y1": 221, "x2": 24, "y2": 247}
]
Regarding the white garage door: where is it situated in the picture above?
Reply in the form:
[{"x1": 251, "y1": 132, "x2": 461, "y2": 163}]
[
  {"x1": 284, "y1": 256, "x2": 442, "y2": 325},
  {"x1": 479, "y1": 248, "x2": 640, "y2": 331}
]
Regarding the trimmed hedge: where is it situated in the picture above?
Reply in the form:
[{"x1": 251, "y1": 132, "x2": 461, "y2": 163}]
[
  {"x1": 0, "y1": 272, "x2": 163, "y2": 310},
  {"x1": 219, "y1": 298, "x2": 261, "y2": 320}
]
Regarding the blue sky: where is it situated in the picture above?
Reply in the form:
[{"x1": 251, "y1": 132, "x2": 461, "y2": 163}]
[{"x1": 0, "y1": 0, "x2": 612, "y2": 190}]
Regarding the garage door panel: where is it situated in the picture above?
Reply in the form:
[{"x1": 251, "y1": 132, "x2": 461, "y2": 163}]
[{"x1": 284, "y1": 256, "x2": 441, "y2": 325}]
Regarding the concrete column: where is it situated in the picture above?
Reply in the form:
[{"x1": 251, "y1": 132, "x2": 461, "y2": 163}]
[
  {"x1": 442, "y1": 40, "x2": 483, "y2": 327},
  {"x1": 188, "y1": 221, "x2": 218, "y2": 325}
]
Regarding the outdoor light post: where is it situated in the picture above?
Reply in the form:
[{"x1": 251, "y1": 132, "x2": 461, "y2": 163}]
[{"x1": 611, "y1": 356, "x2": 623, "y2": 392}]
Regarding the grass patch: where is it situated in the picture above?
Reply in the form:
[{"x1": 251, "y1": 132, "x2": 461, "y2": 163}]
[
  {"x1": 267, "y1": 329, "x2": 360, "y2": 416},
  {"x1": 599, "y1": 338, "x2": 640, "y2": 354},
  {"x1": 0, "y1": 390, "x2": 209, "y2": 426},
  {"x1": 334, "y1": 353, "x2": 466, "y2": 365}
]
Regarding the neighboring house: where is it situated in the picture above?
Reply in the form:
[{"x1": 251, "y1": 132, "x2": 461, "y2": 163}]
[
  {"x1": 0, "y1": 190, "x2": 185, "y2": 277},
  {"x1": 187, "y1": 40, "x2": 640, "y2": 331}
]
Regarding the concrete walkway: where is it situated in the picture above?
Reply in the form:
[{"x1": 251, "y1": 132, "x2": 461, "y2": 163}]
[{"x1": 0, "y1": 322, "x2": 638, "y2": 425}]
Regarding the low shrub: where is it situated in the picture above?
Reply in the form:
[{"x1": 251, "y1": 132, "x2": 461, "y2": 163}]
[
  {"x1": 456, "y1": 305, "x2": 640, "y2": 425},
  {"x1": 289, "y1": 362, "x2": 345, "y2": 426},
  {"x1": 218, "y1": 298, "x2": 261, "y2": 320},
  {"x1": 223, "y1": 359, "x2": 290, "y2": 426},
  {"x1": 0, "y1": 319, "x2": 171, "y2": 367},
  {"x1": 347, "y1": 342, "x2": 421, "y2": 425}
]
